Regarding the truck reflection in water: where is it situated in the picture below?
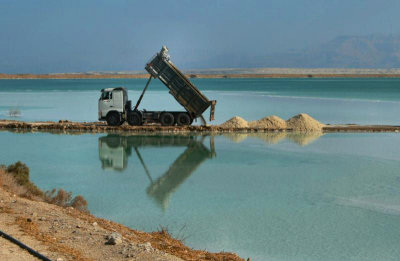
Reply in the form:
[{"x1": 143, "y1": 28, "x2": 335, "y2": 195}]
[{"x1": 98, "y1": 134, "x2": 216, "y2": 210}]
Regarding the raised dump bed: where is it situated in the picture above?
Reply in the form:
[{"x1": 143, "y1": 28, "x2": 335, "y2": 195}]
[{"x1": 145, "y1": 46, "x2": 216, "y2": 121}]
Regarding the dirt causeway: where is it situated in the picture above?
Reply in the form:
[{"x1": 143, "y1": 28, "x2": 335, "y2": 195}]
[{"x1": 0, "y1": 119, "x2": 399, "y2": 133}]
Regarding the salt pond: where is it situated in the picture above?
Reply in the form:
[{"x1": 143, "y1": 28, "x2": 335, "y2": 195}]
[
  {"x1": 0, "y1": 131, "x2": 400, "y2": 260},
  {"x1": 1, "y1": 78, "x2": 400, "y2": 260},
  {"x1": 1, "y1": 78, "x2": 400, "y2": 125}
]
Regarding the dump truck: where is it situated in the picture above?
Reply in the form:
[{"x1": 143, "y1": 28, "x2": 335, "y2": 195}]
[{"x1": 98, "y1": 46, "x2": 217, "y2": 126}]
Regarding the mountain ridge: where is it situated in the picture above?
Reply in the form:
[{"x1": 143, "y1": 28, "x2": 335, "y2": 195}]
[{"x1": 259, "y1": 34, "x2": 400, "y2": 68}]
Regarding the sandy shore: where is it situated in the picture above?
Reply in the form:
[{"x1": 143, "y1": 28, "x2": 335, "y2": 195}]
[
  {"x1": 0, "y1": 173, "x2": 243, "y2": 261},
  {"x1": 0, "y1": 120, "x2": 399, "y2": 133},
  {"x1": 0, "y1": 185, "x2": 181, "y2": 261},
  {"x1": 2, "y1": 73, "x2": 400, "y2": 79}
]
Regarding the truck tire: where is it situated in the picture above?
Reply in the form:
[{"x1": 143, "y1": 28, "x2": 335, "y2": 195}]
[
  {"x1": 106, "y1": 112, "x2": 121, "y2": 126},
  {"x1": 160, "y1": 112, "x2": 174, "y2": 126},
  {"x1": 128, "y1": 112, "x2": 142, "y2": 126},
  {"x1": 176, "y1": 113, "x2": 191, "y2": 126}
]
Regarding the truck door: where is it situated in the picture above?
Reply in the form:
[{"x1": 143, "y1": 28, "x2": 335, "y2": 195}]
[
  {"x1": 104, "y1": 91, "x2": 114, "y2": 105},
  {"x1": 99, "y1": 91, "x2": 114, "y2": 117},
  {"x1": 112, "y1": 91, "x2": 124, "y2": 112}
]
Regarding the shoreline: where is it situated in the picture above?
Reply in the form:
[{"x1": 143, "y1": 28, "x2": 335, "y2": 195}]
[
  {"x1": 0, "y1": 165, "x2": 243, "y2": 261},
  {"x1": 0, "y1": 120, "x2": 399, "y2": 133},
  {"x1": 2, "y1": 73, "x2": 400, "y2": 79}
]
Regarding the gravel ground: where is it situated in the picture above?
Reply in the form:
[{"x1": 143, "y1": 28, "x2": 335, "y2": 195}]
[{"x1": 0, "y1": 188, "x2": 182, "y2": 261}]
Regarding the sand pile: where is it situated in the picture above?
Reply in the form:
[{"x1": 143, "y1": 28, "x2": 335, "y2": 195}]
[
  {"x1": 220, "y1": 114, "x2": 324, "y2": 131},
  {"x1": 219, "y1": 116, "x2": 249, "y2": 128},
  {"x1": 286, "y1": 113, "x2": 325, "y2": 131},
  {"x1": 249, "y1": 115, "x2": 287, "y2": 129}
]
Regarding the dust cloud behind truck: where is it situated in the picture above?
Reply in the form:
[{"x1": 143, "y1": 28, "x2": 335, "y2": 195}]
[{"x1": 98, "y1": 46, "x2": 217, "y2": 126}]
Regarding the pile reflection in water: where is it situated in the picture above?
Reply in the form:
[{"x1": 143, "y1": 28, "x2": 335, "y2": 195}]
[
  {"x1": 223, "y1": 131, "x2": 324, "y2": 146},
  {"x1": 98, "y1": 134, "x2": 216, "y2": 210}
]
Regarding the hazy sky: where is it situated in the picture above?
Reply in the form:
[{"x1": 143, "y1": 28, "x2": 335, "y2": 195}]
[{"x1": 1, "y1": 0, "x2": 400, "y2": 73}]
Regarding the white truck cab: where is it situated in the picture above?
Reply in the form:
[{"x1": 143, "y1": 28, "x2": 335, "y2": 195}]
[{"x1": 98, "y1": 87, "x2": 129, "y2": 126}]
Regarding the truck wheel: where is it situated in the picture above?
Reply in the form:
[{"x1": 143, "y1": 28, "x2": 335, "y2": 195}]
[
  {"x1": 160, "y1": 112, "x2": 174, "y2": 126},
  {"x1": 128, "y1": 112, "x2": 142, "y2": 126},
  {"x1": 176, "y1": 113, "x2": 191, "y2": 126},
  {"x1": 106, "y1": 112, "x2": 121, "y2": 126}
]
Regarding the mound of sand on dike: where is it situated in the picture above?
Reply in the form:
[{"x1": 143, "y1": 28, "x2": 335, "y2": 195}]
[
  {"x1": 219, "y1": 116, "x2": 249, "y2": 128},
  {"x1": 286, "y1": 113, "x2": 325, "y2": 132},
  {"x1": 248, "y1": 115, "x2": 287, "y2": 129}
]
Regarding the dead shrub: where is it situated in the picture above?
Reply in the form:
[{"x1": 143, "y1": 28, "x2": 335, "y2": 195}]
[
  {"x1": 70, "y1": 195, "x2": 89, "y2": 213},
  {"x1": 6, "y1": 161, "x2": 43, "y2": 197},
  {"x1": 1, "y1": 161, "x2": 89, "y2": 213},
  {"x1": 1, "y1": 166, "x2": 32, "y2": 197},
  {"x1": 45, "y1": 189, "x2": 89, "y2": 213},
  {"x1": 156, "y1": 224, "x2": 190, "y2": 243},
  {"x1": 45, "y1": 189, "x2": 72, "y2": 207},
  {"x1": 157, "y1": 225, "x2": 171, "y2": 237},
  {"x1": 0, "y1": 169, "x2": 4, "y2": 187},
  {"x1": 0, "y1": 172, "x2": 28, "y2": 196}
]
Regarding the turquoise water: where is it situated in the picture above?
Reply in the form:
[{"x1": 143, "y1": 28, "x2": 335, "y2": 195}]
[
  {"x1": 1, "y1": 78, "x2": 400, "y2": 124},
  {"x1": 0, "y1": 131, "x2": 400, "y2": 260},
  {"x1": 1, "y1": 78, "x2": 400, "y2": 260}
]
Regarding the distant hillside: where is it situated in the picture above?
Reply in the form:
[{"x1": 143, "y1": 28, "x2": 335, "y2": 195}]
[
  {"x1": 173, "y1": 34, "x2": 400, "y2": 69},
  {"x1": 262, "y1": 34, "x2": 400, "y2": 68},
  {"x1": 183, "y1": 68, "x2": 400, "y2": 75},
  {"x1": 7, "y1": 34, "x2": 400, "y2": 76}
]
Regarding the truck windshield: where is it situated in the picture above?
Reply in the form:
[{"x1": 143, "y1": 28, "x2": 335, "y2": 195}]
[{"x1": 101, "y1": 92, "x2": 112, "y2": 100}]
